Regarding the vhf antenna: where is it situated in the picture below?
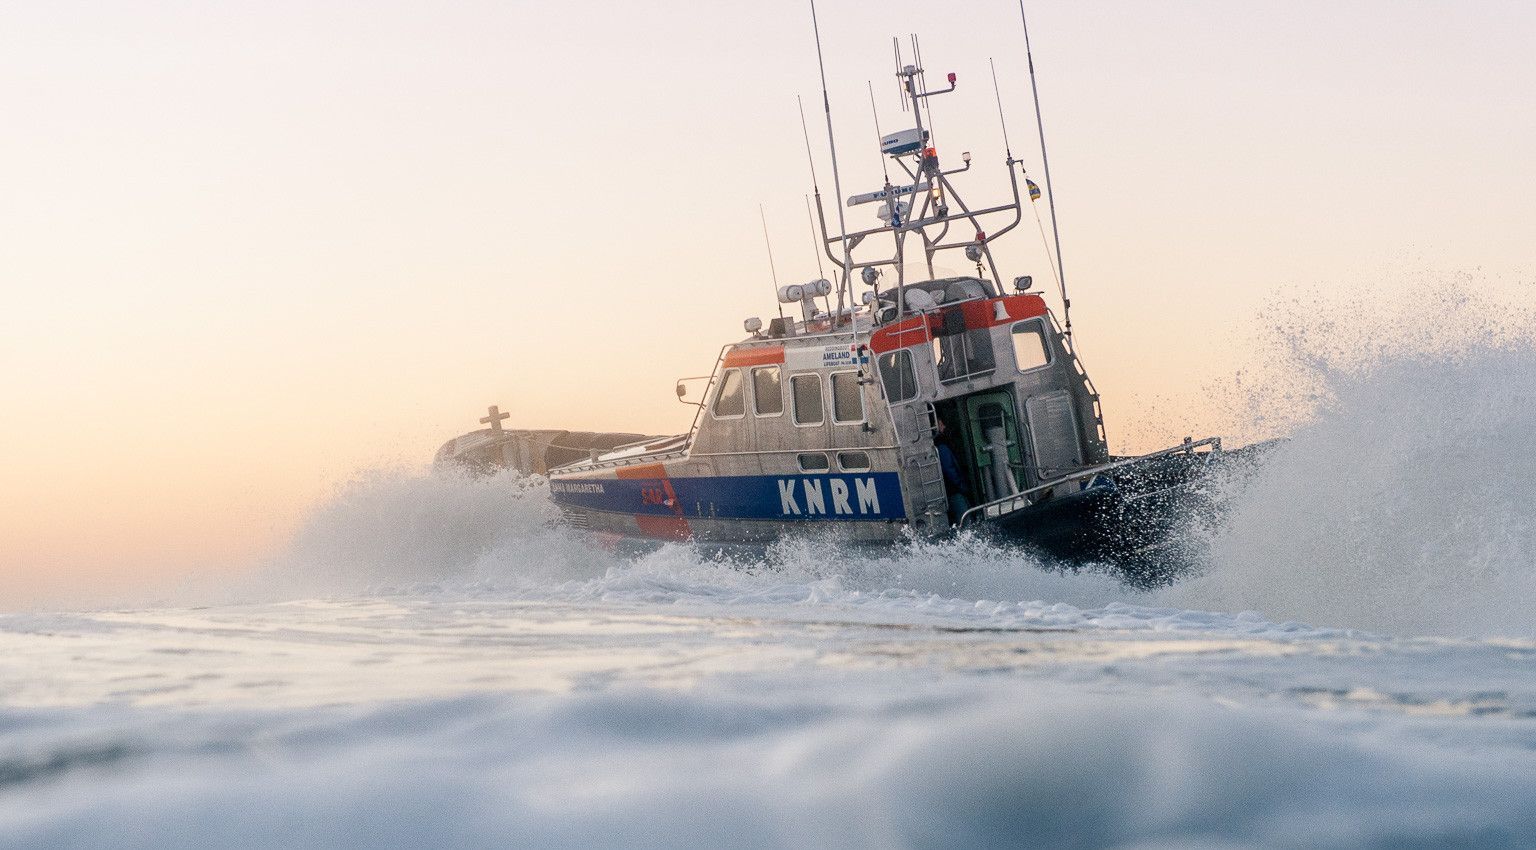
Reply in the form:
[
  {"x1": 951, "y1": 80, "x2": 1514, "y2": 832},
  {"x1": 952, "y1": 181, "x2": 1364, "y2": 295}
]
[
  {"x1": 1018, "y1": 0, "x2": 1072, "y2": 336},
  {"x1": 995, "y1": 55, "x2": 1063, "y2": 313},
  {"x1": 989, "y1": 58, "x2": 1013, "y2": 160},
  {"x1": 796, "y1": 95, "x2": 820, "y2": 193},
  {"x1": 759, "y1": 204, "x2": 785, "y2": 320},
  {"x1": 804, "y1": 194, "x2": 825, "y2": 281},
  {"x1": 797, "y1": 97, "x2": 835, "y2": 321},
  {"x1": 867, "y1": 80, "x2": 890, "y2": 183},
  {"x1": 911, "y1": 34, "x2": 937, "y2": 144},
  {"x1": 809, "y1": 0, "x2": 855, "y2": 329}
]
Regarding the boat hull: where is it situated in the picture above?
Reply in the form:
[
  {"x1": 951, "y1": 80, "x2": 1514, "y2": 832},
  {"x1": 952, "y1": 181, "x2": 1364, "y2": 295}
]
[{"x1": 552, "y1": 443, "x2": 1274, "y2": 583}]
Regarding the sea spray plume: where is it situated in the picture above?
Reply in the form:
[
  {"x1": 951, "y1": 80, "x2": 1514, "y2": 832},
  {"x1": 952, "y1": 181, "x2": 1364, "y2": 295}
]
[
  {"x1": 263, "y1": 467, "x2": 610, "y2": 597},
  {"x1": 1208, "y1": 272, "x2": 1536, "y2": 446},
  {"x1": 1169, "y1": 276, "x2": 1536, "y2": 636},
  {"x1": 265, "y1": 463, "x2": 1136, "y2": 610}
]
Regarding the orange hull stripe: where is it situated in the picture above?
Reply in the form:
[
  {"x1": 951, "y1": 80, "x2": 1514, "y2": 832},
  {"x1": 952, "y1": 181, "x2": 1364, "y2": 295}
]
[
  {"x1": 614, "y1": 462, "x2": 693, "y2": 541},
  {"x1": 616, "y1": 463, "x2": 669, "y2": 480},
  {"x1": 635, "y1": 515, "x2": 692, "y2": 541}
]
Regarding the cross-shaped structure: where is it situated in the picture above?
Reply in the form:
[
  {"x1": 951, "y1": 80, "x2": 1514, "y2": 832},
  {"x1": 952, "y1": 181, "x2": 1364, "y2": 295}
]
[{"x1": 480, "y1": 405, "x2": 510, "y2": 432}]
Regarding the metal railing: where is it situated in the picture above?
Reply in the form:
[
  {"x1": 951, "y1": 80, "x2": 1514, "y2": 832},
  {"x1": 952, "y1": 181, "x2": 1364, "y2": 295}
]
[{"x1": 958, "y1": 436, "x2": 1222, "y2": 528}]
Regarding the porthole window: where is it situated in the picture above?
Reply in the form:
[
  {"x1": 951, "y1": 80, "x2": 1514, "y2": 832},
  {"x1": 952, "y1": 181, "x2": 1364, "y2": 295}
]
[
  {"x1": 837, "y1": 451, "x2": 871, "y2": 472},
  {"x1": 791, "y1": 373, "x2": 824, "y2": 426},
  {"x1": 797, "y1": 452, "x2": 830, "y2": 472}
]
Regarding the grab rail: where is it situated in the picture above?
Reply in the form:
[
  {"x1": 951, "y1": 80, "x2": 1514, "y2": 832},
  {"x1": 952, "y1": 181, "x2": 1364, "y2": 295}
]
[{"x1": 958, "y1": 436, "x2": 1221, "y2": 528}]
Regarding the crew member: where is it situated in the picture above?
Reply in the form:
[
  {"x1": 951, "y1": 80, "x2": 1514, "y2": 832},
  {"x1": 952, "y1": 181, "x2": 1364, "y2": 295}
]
[{"x1": 935, "y1": 420, "x2": 970, "y2": 525}]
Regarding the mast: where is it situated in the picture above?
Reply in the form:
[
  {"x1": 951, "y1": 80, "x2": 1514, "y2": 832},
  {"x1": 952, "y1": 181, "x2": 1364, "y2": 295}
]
[{"x1": 797, "y1": 22, "x2": 1032, "y2": 353}]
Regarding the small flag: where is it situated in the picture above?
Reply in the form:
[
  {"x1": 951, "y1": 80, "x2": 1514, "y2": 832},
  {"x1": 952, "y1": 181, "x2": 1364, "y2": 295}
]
[{"x1": 1027, "y1": 178, "x2": 1042, "y2": 201}]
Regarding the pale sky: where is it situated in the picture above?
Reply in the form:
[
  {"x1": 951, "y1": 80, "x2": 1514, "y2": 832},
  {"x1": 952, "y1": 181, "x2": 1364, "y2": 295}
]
[{"x1": 2, "y1": 1, "x2": 1532, "y2": 606}]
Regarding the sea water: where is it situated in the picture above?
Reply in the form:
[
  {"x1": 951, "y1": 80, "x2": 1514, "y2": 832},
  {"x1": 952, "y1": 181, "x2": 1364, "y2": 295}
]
[{"x1": 5, "y1": 288, "x2": 1536, "y2": 848}]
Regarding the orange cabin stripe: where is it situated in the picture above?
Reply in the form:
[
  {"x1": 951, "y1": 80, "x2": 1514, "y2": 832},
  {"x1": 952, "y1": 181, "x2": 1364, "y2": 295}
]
[
  {"x1": 869, "y1": 294, "x2": 1048, "y2": 354},
  {"x1": 722, "y1": 346, "x2": 786, "y2": 368}
]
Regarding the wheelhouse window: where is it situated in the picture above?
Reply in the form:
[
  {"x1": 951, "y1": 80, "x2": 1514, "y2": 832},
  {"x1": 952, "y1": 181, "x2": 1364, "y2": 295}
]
[
  {"x1": 878, "y1": 349, "x2": 918, "y2": 403},
  {"x1": 837, "y1": 451, "x2": 871, "y2": 472},
  {"x1": 712, "y1": 369, "x2": 745, "y2": 418},
  {"x1": 831, "y1": 371, "x2": 864, "y2": 423},
  {"x1": 791, "y1": 373, "x2": 824, "y2": 426},
  {"x1": 933, "y1": 326, "x2": 996, "y2": 384},
  {"x1": 797, "y1": 452, "x2": 830, "y2": 472},
  {"x1": 752, "y1": 366, "x2": 783, "y2": 416},
  {"x1": 1011, "y1": 320, "x2": 1052, "y2": 372}
]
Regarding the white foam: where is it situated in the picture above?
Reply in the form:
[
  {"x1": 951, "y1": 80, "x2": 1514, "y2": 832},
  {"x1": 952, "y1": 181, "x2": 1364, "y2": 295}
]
[{"x1": 1170, "y1": 283, "x2": 1536, "y2": 637}]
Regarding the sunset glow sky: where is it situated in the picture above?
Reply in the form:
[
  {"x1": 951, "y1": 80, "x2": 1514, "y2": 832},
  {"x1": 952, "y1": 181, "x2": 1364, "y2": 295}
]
[{"x1": 2, "y1": 0, "x2": 1532, "y2": 606}]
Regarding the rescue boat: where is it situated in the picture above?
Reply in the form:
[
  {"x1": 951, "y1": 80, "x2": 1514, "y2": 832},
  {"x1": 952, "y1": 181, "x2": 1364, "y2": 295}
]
[{"x1": 436, "y1": 38, "x2": 1267, "y2": 579}]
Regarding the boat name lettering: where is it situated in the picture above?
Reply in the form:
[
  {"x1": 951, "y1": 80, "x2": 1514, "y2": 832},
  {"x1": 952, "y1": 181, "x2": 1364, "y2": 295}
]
[
  {"x1": 777, "y1": 477, "x2": 880, "y2": 516},
  {"x1": 551, "y1": 481, "x2": 606, "y2": 494},
  {"x1": 786, "y1": 345, "x2": 869, "y2": 372}
]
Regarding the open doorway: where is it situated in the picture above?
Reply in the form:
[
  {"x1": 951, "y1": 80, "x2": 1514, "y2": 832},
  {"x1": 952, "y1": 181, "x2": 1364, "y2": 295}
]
[{"x1": 933, "y1": 389, "x2": 1028, "y2": 522}]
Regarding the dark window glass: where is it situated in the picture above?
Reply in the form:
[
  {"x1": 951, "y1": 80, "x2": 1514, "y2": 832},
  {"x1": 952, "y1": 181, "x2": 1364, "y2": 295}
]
[
  {"x1": 713, "y1": 369, "x2": 745, "y2": 417},
  {"x1": 878, "y1": 349, "x2": 918, "y2": 403},
  {"x1": 934, "y1": 327, "x2": 997, "y2": 383},
  {"x1": 752, "y1": 366, "x2": 783, "y2": 415},
  {"x1": 1012, "y1": 321, "x2": 1051, "y2": 372},
  {"x1": 797, "y1": 452, "x2": 830, "y2": 472},
  {"x1": 837, "y1": 451, "x2": 871, "y2": 472},
  {"x1": 791, "y1": 374, "x2": 824, "y2": 425},
  {"x1": 964, "y1": 328, "x2": 996, "y2": 376},
  {"x1": 831, "y1": 372, "x2": 864, "y2": 423}
]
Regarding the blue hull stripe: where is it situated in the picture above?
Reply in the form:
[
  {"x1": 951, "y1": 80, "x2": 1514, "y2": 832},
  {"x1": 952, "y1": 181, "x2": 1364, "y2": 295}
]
[{"x1": 550, "y1": 473, "x2": 905, "y2": 522}]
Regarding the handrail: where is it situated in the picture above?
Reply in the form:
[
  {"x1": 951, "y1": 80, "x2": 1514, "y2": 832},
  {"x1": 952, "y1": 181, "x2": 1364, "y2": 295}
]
[
  {"x1": 958, "y1": 436, "x2": 1221, "y2": 528},
  {"x1": 548, "y1": 448, "x2": 690, "y2": 475},
  {"x1": 687, "y1": 445, "x2": 900, "y2": 459}
]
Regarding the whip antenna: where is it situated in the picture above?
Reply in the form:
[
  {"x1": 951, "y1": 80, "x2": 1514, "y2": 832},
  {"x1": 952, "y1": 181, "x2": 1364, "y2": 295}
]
[
  {"x1": 796, "y1": 95, "x2": 820, "y2": 192},
  {"x1": 809, "y1": 0, "x2": 855, "y2": 325},
  {"x1": 797, "y1": 98, "x2": 834, "y2": 323},
  {"x1": 759, "y1": 204, "x2": 785, "y2": 320},
  {"x1": 988, "y1": 58, "x2": 1013, "y2": 160},
  {"x1": 868, "y1": 80, "x2": 890, "y2": 183},
  {"x1": 911, "y1": 34, "x2": 938, "y2": 143},
  {"x1": 1018, "y1": 1, "x2": 1073, "y2": 336},
  {"x1": 804, "y1": 194, "x2": 825, "y2": 280}
]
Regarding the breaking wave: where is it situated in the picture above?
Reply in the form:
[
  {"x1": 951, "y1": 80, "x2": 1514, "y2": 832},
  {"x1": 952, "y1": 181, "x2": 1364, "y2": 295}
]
[
  {"x1": 265, "y1": 465, "x2": 1137, "y2": 617},
  {"x1": 1170, "y1": 281, "x2": 1536, "y2": 636}
]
